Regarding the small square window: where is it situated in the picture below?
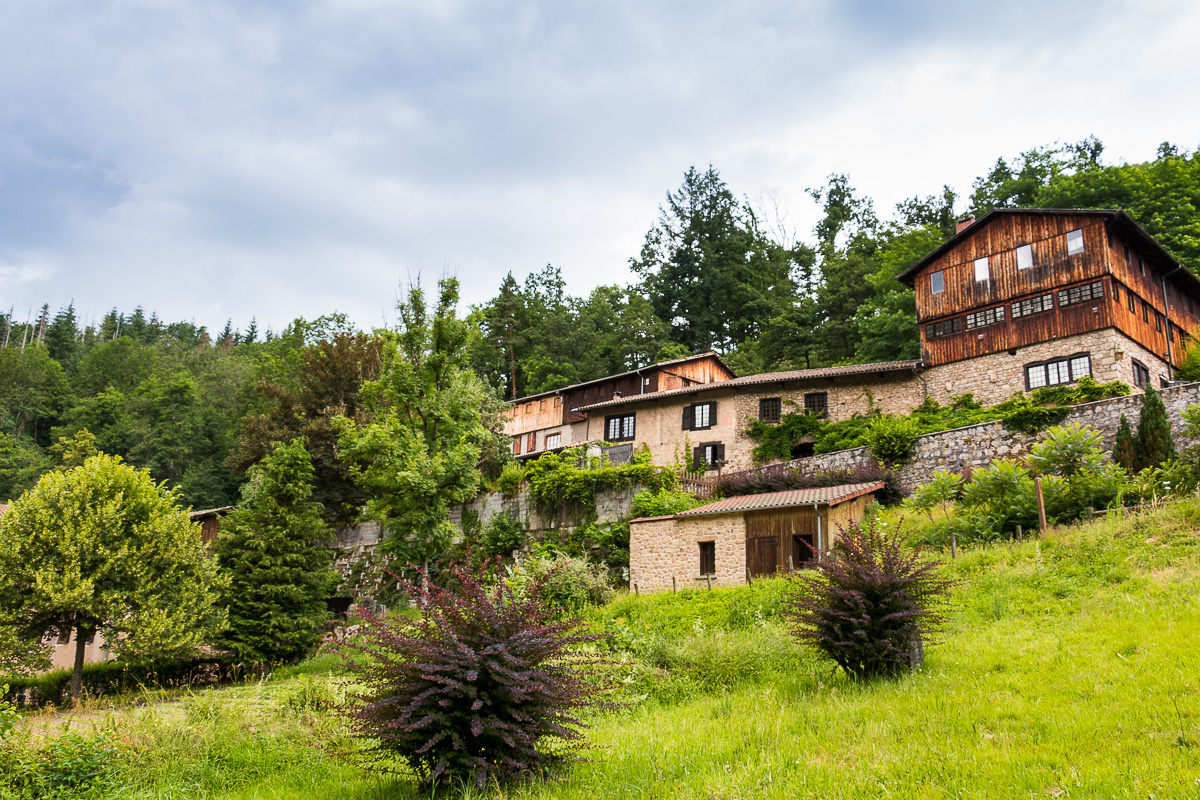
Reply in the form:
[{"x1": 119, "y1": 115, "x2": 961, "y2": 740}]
[
  {"x1": 974, "y1": 257, "x2": 989, "y2": 282},
  {"x1": 1066, "y1": 229, "x2": 1085, "y2": 255},
  {"x1": 699, "y1": 542, "x2": 716, "y2": 576},
  {"x1": 804, "y1": 393, "x2": 827, "y2": 417},
  {"x1": 759, "y1": 397, "x2": 782, "y2": 424},
  {"x1": 930, "y1": 271, "x2": 945, "y2": 294},
  {"x1": 1017, "y1": 244, "x2": 1034, "y2": 270}
]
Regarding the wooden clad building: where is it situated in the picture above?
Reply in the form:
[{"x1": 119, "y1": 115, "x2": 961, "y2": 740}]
[
  {"x1": 502, "y1": 352, "x2": 736, "y2": 459},
  {"x1": 898, "y1": 209, "x2": 1200, "y2": 394}
]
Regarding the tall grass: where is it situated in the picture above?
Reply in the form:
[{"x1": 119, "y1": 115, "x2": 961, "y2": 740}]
[{"x1": 8, "y1": 500, "x2": 1200, "y2": 798}]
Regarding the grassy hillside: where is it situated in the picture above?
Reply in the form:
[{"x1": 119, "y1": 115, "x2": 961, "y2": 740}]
[{"x1": 6, "y1": 501, "x2": 1200, "y2": 799}]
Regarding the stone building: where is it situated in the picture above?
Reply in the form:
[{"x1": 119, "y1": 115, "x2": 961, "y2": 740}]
[
  {"x1": 628, "y1": 482, "x2": 885, "y2": 593},
  {"x1": 577, "y1": 361, "x2": 924, "y2": 472}
]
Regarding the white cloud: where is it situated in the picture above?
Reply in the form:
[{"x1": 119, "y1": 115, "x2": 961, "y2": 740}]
[{"x1": 0, "y1": 0, "x2": 1197, "y2": 331}]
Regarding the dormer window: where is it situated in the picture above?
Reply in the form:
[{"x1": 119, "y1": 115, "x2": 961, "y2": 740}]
[
  {"x1": 974, "y1": 257, "x2": 989, "y2": 282},
  {"x1": 1066, "y1": 229, "x2": 1085, "y2": 255},
  {"x1": 930, "y1": 271, "x2": 945, "y2": 294},
  {"x1": 1017, "y1": 244, "x2": 1034, "y2": 270}
]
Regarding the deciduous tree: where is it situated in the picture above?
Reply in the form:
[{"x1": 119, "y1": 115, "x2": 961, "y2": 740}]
[{"x1": 0, "y1": 454, "x2": 223, "y2": 699}]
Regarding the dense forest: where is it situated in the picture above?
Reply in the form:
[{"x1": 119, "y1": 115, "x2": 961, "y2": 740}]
[{"x1": 3, "y1": 138, "x2": 1198, "y2": 512}]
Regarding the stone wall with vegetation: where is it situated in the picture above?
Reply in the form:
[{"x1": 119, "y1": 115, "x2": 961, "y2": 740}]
[
  {"x1": 768, "y1": 381, "x2": 1200, "y2": 494},
  {"x1": 628, "y1": 512, "x2": 746, "y2": 593}
]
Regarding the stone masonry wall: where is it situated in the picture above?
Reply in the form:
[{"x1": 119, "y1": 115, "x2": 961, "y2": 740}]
[
  {"x1": 922, "y1": 328, "x2": 1170, "y2": 407},
  {"x1": 628, "y1": 512, "x2": 747, "y2": 593},
  {"x1": 768, "y1": 380, "x2": 1200, "y2": 493}
]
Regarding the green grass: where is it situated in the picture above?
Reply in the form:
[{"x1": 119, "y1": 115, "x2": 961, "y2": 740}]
[{"x1": 8, "y1": 500, "x2": 1200, "y2": 799}]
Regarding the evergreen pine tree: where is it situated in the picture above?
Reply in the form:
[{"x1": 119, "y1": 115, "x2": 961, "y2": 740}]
[
  {"x1": 214, "y1": 438, "x2": 334, "y2": 663},
  {"x1": 1134, "y1": 384, "x2": 1176, "y2": 470},
  {"x1": 1112, "y1": 413, "x2": 1137, "y2": 472}
]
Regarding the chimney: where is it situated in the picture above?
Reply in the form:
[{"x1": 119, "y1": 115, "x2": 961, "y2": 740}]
[{"x1": 955, "y1": 215, "x2": 976, "y2": 235}]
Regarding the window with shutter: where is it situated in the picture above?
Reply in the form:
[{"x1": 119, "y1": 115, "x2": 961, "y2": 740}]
[
  {"x1": 512, "y1": 437, "x2": 522, "y2": 455},
  {"x1": 683, "y1": 402, "x2": 716, "y2": 430},
  {"x1": 605, "y1": 414, "x2": 636, "y2": 442}
]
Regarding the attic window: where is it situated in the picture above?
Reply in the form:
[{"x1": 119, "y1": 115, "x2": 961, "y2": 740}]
[
  {"x1": 930, "y1": 271, "x2": 945, "y2": 295},
  {"x1": 974, "y1": 257, "x2": 989, "y2": 282},
  {"x1": 1017, "y1": 244, "x2": 1034, "y2": 270},
  {"x1": 1066, "y1": 229, "x2": 1085, "y2": 255}
]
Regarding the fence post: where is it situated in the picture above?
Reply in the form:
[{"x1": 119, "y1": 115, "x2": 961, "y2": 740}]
[
  {"x1": 1035, "y1": 477, "x2": 1047, "y2": 535},
  {"x1": 950, "y1": 534, "x2": 957, "y2": 560},
  {"x1": 788, "y1": 555, "x2": 794, "y2": 573},
  {"x1": 1016, "y1": 524, "x2": 1023, "y2": 540},
  {"x1": 745, "y1": 567, "x2": 753, "y2": 586},
  {"x1": 706, "y1": 574, "x2": 713, "y2": 591},
  {"x1": 633, "y1": 583, "x2": 638, "y2": 596},
  {"x1": 672, "y1": 576, "x2": 676, "y2": 594}
]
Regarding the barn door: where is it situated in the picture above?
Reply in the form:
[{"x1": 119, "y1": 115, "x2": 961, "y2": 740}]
[{"x1": 746, "y1": 537, "x2": 779, "y2": 577}]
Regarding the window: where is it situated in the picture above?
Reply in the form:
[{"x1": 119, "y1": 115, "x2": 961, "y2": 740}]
[
  {"x1": 965, "y1": 306, "x2": 1006, "y2": 330},
  {"x1": 974, "y1": 257, "x2": 989, "y2": 282},
  {"x1": 699, "y1": 542, "x2": 716, "y2": 576},
  {"x1": 930, "y1": 270, "x2": 945, "y2": 294},
  {"x1": 1155, "y1": 313, "x2": 1163, "y2": 332},
  {"x1": 1112, "y1": 282, "x2": 1120, "y2": 303},
  {"x1": 1066, "y1": 229, "x2": 1085, "y2": 255},
  {"x1": 1057, "y1": 281, "x2": 1105, "y2": 308},
  {"x1": 1016, "y1": 244, "x2": 1034, "y2": 270},
  {"x1": 759, "y1": 397, "x2": 782, "y2": 424},
  {"x1": 606, "y1": 413, "x2": 636, "y2": 441},
  {"x1": 925, "y1": 317, "x2": 963, "y2": 339},
  {"x1": 545, "y1": 432, "x2": 561, "y2": 449},
  {"x1": 692, "y1": 442, "x2": 725, "y2": 470},
  {"x1": 1132, "y1": 360, "x2": 1151, "y2": 388},
  {"x1": 1011, "y1": 294, "x2": 1055, "y2": 319},
  {"x1": 1025, "y1": 353, "x2": 1091, "y2": 390},
  {"x1": 804, "y1": 392, "x2": 828, "y2": 417},
  {"x1": 1168, "y1": 324, "x2": 1176, "y2": 343},
  {"x1": 682, "y1": 401, "x2": 717, "y2": 431},
  {"x1": 1128, "y1": 290, "x2": 1137, "y2": 314},
  {"x1": 1143, "y1": 300, "x2": 1150, "y2": 323}
]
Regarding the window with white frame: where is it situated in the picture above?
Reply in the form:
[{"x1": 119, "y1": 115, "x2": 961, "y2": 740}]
[
  {"x1": 1066, "y1": 229, "x2": 1085, "y2": 255},
  {"x1": 965, "y1": 306, "x2": 1005, "y2": 330},
  {"x1": 1017, "y1": 244, "x2": 1034, "y2": 270},
  {"x1": 605, "y1": 413, "x2": 635, "y2": 441},
  {"x1": 974, "y1": 257, "x2": 989, "y2": 282},
  {"x1": 930, "y1": 270, "x2": 945, "y2": 294},
  {"x1": 1011, "y1": 294, "x2": 1055, "y2": 319},
  {"x1": 1057, "y1": 281, "x2": 1105, "y2": 308},
  {"x1": 544, "y1": 432, "x2": 561, "y2": 449},
  {"x1": 1025, "y1": 354, "x2": 1091, "y2": 390},
  {"x1": 682, "y1": 401, "x2": 717, "y2": 431}
]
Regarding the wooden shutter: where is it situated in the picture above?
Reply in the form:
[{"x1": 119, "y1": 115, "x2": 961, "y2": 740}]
[
  {"x1": 682, "y1": 405, "x2": 692, "y2": 430},
  {"x1": 715, "y1": 443, "x2": 725, "y2": 464},
  {"x1": 707, "y1": 401, "x2": 717, "y2": 424},
  {"x1": 527, "y1": 432, "x2": 536, "y2": 451},
  {"x1": 692, "y1": 445, "x2": 703, "y2": 470}
]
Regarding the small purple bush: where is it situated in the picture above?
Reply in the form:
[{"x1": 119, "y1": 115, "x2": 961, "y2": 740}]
[
  {"x1": 784, "y1": 519, "x2": 953, "y2": 680},
  {"x1": 338, "y1": 563, "x2": 607, "y2": 788}
]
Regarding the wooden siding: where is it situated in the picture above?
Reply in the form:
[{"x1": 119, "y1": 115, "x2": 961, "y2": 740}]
[
  {"x1": 912, "y1": 213, "x2": 1200, "y2": 369},
  {"x1": 745, "y1": 507, "x2": 819, "y2": 577},
  {"x1": 503, "y1": 394, "x2": 566, "y2": 436},
  {"x1": 914, "y1": 214, "x2": 1108, "y2": 323}
]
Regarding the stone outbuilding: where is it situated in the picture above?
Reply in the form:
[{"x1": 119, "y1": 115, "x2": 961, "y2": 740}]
[{"x1": 628, "y1": 481, "x2": 886, "y2": 593}]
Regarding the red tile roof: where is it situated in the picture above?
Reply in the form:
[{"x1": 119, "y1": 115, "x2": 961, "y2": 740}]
[
  {"x1": 673, "y1": 482, "x2": 886, "y2": 517},
  {"x1": 579, "y1": 361, "x2": 920, "y2": 411}
]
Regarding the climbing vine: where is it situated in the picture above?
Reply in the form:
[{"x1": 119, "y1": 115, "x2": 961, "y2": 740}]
[{"x1": 522, "y1": 444, "x2": 678, "y2": 523}]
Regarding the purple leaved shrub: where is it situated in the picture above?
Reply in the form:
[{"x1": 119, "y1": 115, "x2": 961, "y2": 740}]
[
  {"x1": 784, "y1": 519, "x2": 954, "y2": 680},
  {"x1": 338, "y1": 562, "x2": 608, "y2": 788}
]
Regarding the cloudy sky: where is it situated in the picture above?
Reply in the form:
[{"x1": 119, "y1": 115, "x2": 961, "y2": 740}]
[{"x1": 2, "y1": 0, "x2": 1198, "y2": 335}]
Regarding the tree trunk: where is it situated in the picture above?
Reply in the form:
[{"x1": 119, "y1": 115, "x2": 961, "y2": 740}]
[{"x1": 70, "y1": 626, "x2": 88, "y2": 701}]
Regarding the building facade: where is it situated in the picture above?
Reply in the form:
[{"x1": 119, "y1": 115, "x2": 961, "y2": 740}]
[
  {"x1": 900, "y1": 209, "x2": 1200, "y2": 406},
  {"x1": 501, "y1": 352, "x2": 735, "y2": 459}
]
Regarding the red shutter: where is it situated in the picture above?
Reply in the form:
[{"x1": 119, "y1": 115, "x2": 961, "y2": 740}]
[
  {"x1": 528, "y1": 432, "x2": 536, "y2": 451},
  {"x1": 513, "y1": 437, "x2": 522, "y2": 455}
]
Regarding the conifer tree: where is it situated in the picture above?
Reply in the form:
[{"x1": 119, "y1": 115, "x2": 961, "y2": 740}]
[
  {"x1": 1112, "y1": 413, "x2": 1137, "y2": 472},
  {"x1": 1134, "y1": 384, "x2": 1176, "y2": 470},
  {"x1": 214, "y1": 438, "x2": 334, "y2": 663}
]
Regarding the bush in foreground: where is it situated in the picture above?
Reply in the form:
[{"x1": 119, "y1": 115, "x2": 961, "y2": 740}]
[
  {"x1": 785, "y1": 520, "x2": 953, "y2": 680},
  {"x1": 339, "y1": 563, "x2": 607, "y2": 789}
]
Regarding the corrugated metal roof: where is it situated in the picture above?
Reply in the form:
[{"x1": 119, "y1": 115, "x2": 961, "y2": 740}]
[
  {"x1": 509, "y1": 351, "x2": 737, "y2": 404},
  {"x1": 674, "y1": 482, "x2": 886, "y2": 517},
  {"x1": 579, "y1": 361, "x2": 920, "y2": 411}
]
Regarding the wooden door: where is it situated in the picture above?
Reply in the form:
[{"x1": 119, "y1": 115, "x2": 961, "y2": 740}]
[{"x1": 746, "y1": 537, "x2": 780, "y2": 577}]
